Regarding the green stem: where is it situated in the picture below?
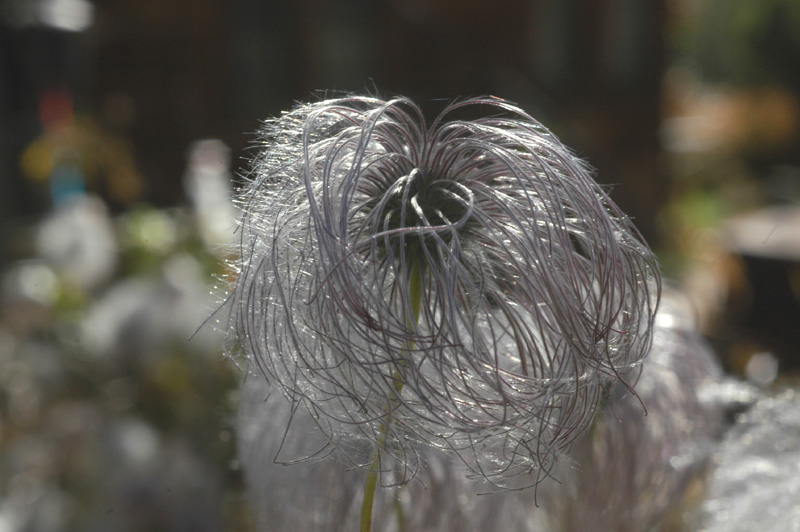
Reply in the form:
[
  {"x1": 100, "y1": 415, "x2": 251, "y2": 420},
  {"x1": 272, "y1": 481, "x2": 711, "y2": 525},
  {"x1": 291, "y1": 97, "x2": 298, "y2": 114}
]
[
  {"x1": 408, "y1": 263, "x2": 423, "y2": 340},
  {"x1": 394, "y1": 494, "x2": 406, "y2": 532},
  {"x1": 359, "y1": 263, "x2": 423, "y2": 532},
  {"x1": 360, "y1": 455, "x2": 380, "y2": 532}
]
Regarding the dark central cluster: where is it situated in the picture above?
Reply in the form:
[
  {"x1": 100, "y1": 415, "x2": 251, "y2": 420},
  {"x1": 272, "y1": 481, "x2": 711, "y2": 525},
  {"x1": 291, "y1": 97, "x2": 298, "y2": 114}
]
[
  {"x1": 395, "y1": 169, "x2": 470, "y2": 227},
  {"x1": 360, "y1": 165, "x2": 476, "y2": 268}
]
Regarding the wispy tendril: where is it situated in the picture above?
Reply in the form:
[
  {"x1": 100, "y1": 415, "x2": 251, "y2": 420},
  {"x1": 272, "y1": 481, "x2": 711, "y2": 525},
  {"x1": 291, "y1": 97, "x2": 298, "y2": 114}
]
[{"x1": 225, "y1": 95, "x2": 660, "y2": 487}]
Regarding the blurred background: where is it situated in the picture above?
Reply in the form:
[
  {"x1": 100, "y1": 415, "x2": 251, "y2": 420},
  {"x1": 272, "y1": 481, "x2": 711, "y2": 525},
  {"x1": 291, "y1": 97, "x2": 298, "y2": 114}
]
[{"x1": 0, "y1": 0, "x2": 798, "y2": 530}]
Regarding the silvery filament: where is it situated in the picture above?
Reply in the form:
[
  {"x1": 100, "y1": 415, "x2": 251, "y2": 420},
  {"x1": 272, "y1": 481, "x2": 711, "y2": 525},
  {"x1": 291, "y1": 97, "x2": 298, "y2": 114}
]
[{"x1": 226, "y1": 96, "x2": 660, "y2": 486}]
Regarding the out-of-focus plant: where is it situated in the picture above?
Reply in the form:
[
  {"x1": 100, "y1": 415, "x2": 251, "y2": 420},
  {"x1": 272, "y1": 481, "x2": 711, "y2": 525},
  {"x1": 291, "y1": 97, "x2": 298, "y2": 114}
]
[
  {"x1": 702, "y1": 388, "x2": 800, "y2": 532},
  {"x1": 0, "y1": 190, "x2": 248, "y2": 531},
  {"x1": 223, "y1": 96, "x2": 660, "y2": 530}
]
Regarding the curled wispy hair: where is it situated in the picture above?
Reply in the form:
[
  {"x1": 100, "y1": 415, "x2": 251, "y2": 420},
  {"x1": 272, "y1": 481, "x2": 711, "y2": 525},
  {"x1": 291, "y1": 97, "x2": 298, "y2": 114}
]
[{"x1": 226, "y1": 95, "x2": 660, "y2": 486}]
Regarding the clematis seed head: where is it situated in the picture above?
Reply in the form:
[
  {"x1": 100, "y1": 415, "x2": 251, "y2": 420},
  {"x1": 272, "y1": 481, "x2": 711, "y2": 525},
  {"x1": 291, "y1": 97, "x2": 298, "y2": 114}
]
[{"x1": 224, "y1": 95, "x2": 660, "y2": 487}]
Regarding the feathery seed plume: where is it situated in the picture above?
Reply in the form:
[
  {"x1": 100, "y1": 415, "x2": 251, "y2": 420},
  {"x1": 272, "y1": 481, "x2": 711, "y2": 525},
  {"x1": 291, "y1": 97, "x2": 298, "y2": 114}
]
[{"x1": 224, "y1": 95, "x2": 660, "y2": 488}]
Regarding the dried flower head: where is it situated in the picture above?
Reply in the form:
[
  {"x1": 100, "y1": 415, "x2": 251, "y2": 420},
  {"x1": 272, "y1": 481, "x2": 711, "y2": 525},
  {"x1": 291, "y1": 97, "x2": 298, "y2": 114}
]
[{"x1": 225, "y1": 95, "x2": 660, "y2": 487}]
